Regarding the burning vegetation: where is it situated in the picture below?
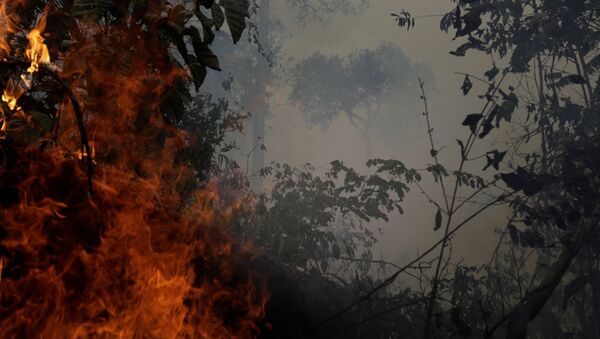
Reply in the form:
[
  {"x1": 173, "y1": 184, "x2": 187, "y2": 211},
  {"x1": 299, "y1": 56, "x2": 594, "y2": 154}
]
[{"x1": 0, "y1": 0, "x2": 267, "y2": 337}]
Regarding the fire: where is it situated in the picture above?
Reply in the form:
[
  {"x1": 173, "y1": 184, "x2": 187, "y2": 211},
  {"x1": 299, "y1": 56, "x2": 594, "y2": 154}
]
[
  {"x1": 76, "y1": 141, "x2": 96, "y2": 161},
  {"x1": 1, "y1": 19, "x2": 50, "y2": 113},
  {"x1": 0, "y1": 2, "x2": 268, "y2": 338},
  {"x1": 25, "y1": 29, "x2": 50, "y2": 74}
]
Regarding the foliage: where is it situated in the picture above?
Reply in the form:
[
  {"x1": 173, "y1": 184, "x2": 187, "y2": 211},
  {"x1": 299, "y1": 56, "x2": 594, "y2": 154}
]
[
  {"x1": 288, "y1": 42, "x2": 434, "y2": 155},
  {"x1": 233, "y1": 160, "x2": 420, "y2": 276},
  {"x1": 0, "y1": 0, "x2": 254, "y2": 151},
  {"x1": 402, "y1": 0, "x2": 600, "y2": 337}
]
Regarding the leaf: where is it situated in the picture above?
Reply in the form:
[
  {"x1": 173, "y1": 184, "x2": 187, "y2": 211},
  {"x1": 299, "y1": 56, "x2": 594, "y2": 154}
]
[
  {"x1": 434, "y1": 208, "x2": 442, "y2": 231},
  {"x1": 500, "y1": 167, "x2": 554, "y2": 196},
  {"x1": 196, "y1": 42, "x2": 221, "y2": 70},
  {"x1": 199, "y1": 0, "x2": 215, "y2": 8},
  {"x1": 220, "y1": 0, "x2": 249, "y2": 44},
  {"x1": 194, "y1": 11, "x2": 216, "y2": 44},
  {"x1": 462, "y1": 114, "x2": 482, "y2": 134},
  {"x1": 507, "y1": 224, "x2": 519, "y2": 245},
  {"x1": 461, "y1": 74, "x2": 473, "y2": 95},
  {"x1": 521, "y1": 229, "x2": 545, "y2": 248},
  {"x1": 71, "y1": 0, "x2": 116, "y2": 17},
  {"x1": 478, "y1": 116, "x2": 494, "y2": 139},
  {"x1": 565, "y1": 74, "x2": 586, "y2": 84},
  {"x1": 211, "y1": 3, "x2": 225, "y2": 30},
  {"x1": 29, "y1": 111, "x2": 55, "y2": 134},
  {"x1": 500, "y1": 167, "x2": 530, "y2": 192},
  {"x1": 483, "y1": 150, "x2": 507, "y2": 171},
  {"x1": 187, "y1": 56, "x2": 208, "y2": 91},
  {"x1": 510, "y1": 42, "x2": 536, "y2": 72},
  {"x1": 457, "y1": 139, "x2": 465, "y2": 156},
  {"x1": 484, "y1": 64, "x2": 499, "y2": 80}
]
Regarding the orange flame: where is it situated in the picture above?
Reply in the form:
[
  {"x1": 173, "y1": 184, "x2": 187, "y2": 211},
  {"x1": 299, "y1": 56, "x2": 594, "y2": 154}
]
[
  {"x1": 25, "y1": 29, "x2": 50, "y2": 74},
  {"x1": 0, "y1": 2, "x2": 268, "y2": 338},
  {"x1": 1, "y1": 18, "x2": 51, "y2": 112}
]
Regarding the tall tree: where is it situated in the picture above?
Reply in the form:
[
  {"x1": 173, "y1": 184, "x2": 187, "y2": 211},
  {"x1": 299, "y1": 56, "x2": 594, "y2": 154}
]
[{"x1": 289, "y1": 42, "x2": 433, "y2": 157}]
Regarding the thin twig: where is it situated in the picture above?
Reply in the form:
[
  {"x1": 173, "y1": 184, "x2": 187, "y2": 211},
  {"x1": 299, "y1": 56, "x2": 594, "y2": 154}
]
[
  {"x1": 348, "y1": 297, "x2": 429, "y2": 328},
  {"x1": 43, "y1": 66, "x2": 94, "y2": 195},
  {"x1": 313, "y1": 190, "x2": 516, "y2": 332},
  {"x1": 0, "y1": 60, "x2": 94, "y2": 195}
]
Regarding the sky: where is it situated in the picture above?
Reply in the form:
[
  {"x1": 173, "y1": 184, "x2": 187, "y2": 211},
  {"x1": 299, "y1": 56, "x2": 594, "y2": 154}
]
[{"x1": 207, "y1": 0, "x2": 514, "y2": 275}]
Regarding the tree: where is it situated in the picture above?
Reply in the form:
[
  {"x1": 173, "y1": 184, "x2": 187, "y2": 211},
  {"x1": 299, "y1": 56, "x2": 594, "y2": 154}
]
[
  {"x1": 289, "y1": 42, "x2": 434, "y2": 157},
  {"x1": 390, "y1": 1, "x2": 600, "y2": 337},
  {"x1": 203, "y1": 0, "x2": 371, "y2": 191}
]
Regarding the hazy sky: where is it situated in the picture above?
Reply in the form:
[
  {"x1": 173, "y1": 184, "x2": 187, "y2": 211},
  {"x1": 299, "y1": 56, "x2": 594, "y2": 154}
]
[{"x1": 211, "y1": 0, "x2": 513, "y2": 273}]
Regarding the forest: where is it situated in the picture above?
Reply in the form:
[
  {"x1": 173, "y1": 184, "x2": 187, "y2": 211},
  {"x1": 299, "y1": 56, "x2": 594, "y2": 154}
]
[{"x1": 0, "y1": 0, "x2": 598, "y2": 338}]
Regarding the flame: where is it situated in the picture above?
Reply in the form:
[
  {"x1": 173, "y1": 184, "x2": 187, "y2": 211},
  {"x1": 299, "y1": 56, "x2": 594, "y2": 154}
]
[
  {"x1": 1, "y1": 91, "x2": 18, "y2": 110},
  {"x1": 0, "y1": 112, "x2": 6, "y2": 139},
  {"x1": 76, "y1": 141, "x2": 96, "y2": 161},
  {"x1": 1, "y1": 8, "x2": 50, "y2": 113},
  {"x1": 25, "y1": 29, "x2": 50, "y2": 74},
  {"x1": 0, "y1": 2, "x2": 268, "y2": 338}
]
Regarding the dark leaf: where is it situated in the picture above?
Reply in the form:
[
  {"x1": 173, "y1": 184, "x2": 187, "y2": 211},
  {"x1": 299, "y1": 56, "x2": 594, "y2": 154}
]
[
  {"x1": 484, "y1": 64, "x2": 499, "y2": 81},
  {"x1": 483, "y1": 150, "x2": 507, "y2": 171},
  {"x1": 461, "y1": 75, "x2": 473, "y2": 95},
  {"x1": 221, "y1": 0, "x2": 249, "y2": 44},
  {"x1": 507, "y1": 224, "x2": 519, "y2": 245},
  {"x1": 565, "y1": 74, "x2": 586, "y2": 84},
  {"x1": 434, "y1": 208, "x2": 442, "y2": 231},
  {"x1": 462, "y1": 114, "x2": 482, "y2": 134},
  {"x1": 211, "y1": 3, "x2": 225, "y2": 30},
  {"x1": 29, "y1": 111, "x2": 55, "y2": 134}
]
